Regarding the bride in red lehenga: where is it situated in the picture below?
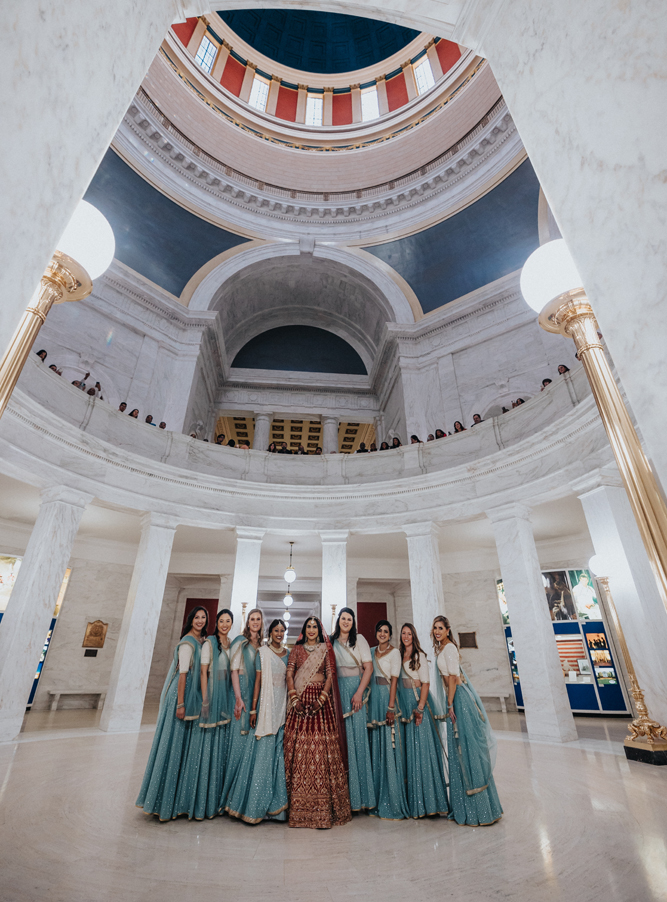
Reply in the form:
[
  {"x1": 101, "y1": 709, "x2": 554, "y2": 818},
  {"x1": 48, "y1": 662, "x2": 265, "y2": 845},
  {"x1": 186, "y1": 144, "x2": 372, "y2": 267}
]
[{"x1": 284, "y1": 617, "x2": 352, "y2": 828}]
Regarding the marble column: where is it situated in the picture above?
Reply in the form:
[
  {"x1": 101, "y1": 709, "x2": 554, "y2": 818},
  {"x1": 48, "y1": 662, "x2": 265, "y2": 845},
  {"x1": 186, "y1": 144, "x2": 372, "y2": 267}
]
[
  {"x1": 0, "y1": 486, "x2": 92, "y2": 742},
  {"x1": 487, "y1": 503, "x2": 577, "y2": 743},
  {"x1": 403, "y1": 523, "x2": 445, "y2": 662},
  {"x1": 0, "y1": 0, "x2": 198, "y2": 357},
  {"x1": 346, "y1": 576, "x2": 358, "y2": 616},
  {"x1": 253, "y1": 412, "x2": 273, "y2": 451},
  {"x1": 217, "y1": 573, "x2": 233, "y2": 614},
  {"x1": 100, "y1": 512, "x2": 177, "y2": 733},
  {"x1": 229, "y1": 527, "x2": 265, "y2": 636},
  {"x1": 322, "y1": 416, "x2": 339, "y2": 454},
  {"x1": 453, "y1": 2, "x2": 667, "y2": 491},
  {"x1": 320, "y1": 530, "x2": 348, "y2": 628},
  {"x1": 577, "y1": 479, "x2": 667, "y2": 726}
]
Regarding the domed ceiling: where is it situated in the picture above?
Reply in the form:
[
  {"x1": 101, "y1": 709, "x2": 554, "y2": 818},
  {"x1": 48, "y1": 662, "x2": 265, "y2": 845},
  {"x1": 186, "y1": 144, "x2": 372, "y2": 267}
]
[{"x1": 216, "y1": 9, "x2": 420, "y2": 74}]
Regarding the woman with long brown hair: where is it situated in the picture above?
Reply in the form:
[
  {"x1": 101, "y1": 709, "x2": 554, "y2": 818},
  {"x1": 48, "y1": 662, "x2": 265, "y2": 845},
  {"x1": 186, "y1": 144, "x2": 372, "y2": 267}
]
[
  {"x1": 432, "y1": 615, "x2": 502, "y2": 826},
  {"x1": 284, "y1": 616, "x2": 351, "y2": 828},
  {"x1": 218, "y1": 608, "x2": 263, "y2": 812},
  {"x1": 396, "y1": 622, "x2": 449, "y2": 819}
]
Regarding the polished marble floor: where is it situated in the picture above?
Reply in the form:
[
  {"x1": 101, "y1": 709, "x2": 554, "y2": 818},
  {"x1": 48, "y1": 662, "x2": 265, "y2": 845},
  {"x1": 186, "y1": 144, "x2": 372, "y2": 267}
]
[{"x1": 1, "y1": 710, "x2": 666, "y2": 902}]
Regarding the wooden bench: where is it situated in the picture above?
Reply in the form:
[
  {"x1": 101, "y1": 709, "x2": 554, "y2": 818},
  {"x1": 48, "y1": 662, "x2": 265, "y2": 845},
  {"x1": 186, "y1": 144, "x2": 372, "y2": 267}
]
[
  {"x1": 48, "y1": 691, "x2": 106, "y2": 711},
  {"x1": 480, "y1": 694, "x2": 511, "y2": 714}
]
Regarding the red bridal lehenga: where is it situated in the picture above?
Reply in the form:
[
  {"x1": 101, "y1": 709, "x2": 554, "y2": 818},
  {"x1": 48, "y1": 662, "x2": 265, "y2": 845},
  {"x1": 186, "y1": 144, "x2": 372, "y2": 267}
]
[{"x1": 284, "y1": 630, "x2": 352, "y2": 829}]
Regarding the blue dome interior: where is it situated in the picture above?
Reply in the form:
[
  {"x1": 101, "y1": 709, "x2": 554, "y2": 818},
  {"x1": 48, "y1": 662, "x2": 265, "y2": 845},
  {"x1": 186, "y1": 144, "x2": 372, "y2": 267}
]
[
  {"x1": 232, "y1": 325, "x2": 368, "y2": 374},
  {"x1": 216, "y1": 9, "x2": 420, "y2": 74}
]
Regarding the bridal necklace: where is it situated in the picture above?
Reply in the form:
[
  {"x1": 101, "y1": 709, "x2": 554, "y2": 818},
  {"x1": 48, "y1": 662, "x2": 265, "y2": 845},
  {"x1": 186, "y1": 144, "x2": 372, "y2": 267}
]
[{"x1": 376, "y1": 644, "x2": 393, "y2": 658}]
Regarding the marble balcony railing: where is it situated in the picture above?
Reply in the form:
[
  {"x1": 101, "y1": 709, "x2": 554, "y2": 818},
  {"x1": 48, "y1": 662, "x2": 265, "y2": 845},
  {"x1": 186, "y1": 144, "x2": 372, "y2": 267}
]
[{"x1": 15, "y1": 356, "x2": 591, "y2": 488}]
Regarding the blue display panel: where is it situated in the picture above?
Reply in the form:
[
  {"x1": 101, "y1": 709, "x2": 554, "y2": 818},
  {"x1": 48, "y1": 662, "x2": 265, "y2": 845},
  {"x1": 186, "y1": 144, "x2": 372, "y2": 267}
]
[{"x1": 499, "y1": 571, "x2": 628, "y2": 714}]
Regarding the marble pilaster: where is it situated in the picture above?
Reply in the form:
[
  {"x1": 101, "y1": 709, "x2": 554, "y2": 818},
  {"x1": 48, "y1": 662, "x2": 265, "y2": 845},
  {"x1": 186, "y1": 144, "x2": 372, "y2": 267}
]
[
  {"x1": 0, "y1": 0, "x2": 189, "y2": 360},
  {"x1": 403, "y1": 523, "x2": 445, "y2": 659},
  {"x1": 0, "y1": 486, "x2": 92, "y2": 741},
  {"x1": 459, "y1": 1, "x2": 667, "y2": 493},
  {"x1": 99, "y1": 512, "x2": 177, "y2": 733},
  {"x1": 322, "y1": 416, "x2": 339, "y2": 454},
  {"x1": 577, "y1": 480, "x2": 667, "y2": 726},
  {"x1": 488, "y1": 503, "x2": 577, "y2": 742},
  {"x1": 320, "y1": 530, "x2": 349, "y2": 628},
  {"x1": 229, "y1": 527, "x2": 265, "y2": 636},
  {"x1": 253, "y1": 412, "x2": 273, "y2": 451}
]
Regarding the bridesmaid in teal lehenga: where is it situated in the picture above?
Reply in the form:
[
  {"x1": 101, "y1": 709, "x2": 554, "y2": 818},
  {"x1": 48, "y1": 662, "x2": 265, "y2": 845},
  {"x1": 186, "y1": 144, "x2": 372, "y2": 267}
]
[
  {"x1": 136, "y1": 606, "x2": 207, "y2": 821},
  {"x1": 396, "y1": 622, "x2": 449, "y2": 819},
  {"x1": 218, "y1": 607, "x2": 263, "y2": 812},
  {"x1": 432, "y1": 616, "x2": 503, "y2": 826},
  {"x1": 190, "y1": 609, "x2": 234, "y2": 819},
  {"x1": 368, "y1": 620, "x2": 409, "y2": 820},
  {"x1": 225, "y1": 619, "x2": 289, "y2": 822},
  {"x1": 331, "y1": 607, "x2": 376, "y2": 812}
]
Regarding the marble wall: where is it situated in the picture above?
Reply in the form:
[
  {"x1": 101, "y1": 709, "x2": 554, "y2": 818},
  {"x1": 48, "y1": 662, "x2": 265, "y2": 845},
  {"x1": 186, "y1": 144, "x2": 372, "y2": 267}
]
[{"x1": 32, "y1": 559, "x2": 134, "y2": 711}]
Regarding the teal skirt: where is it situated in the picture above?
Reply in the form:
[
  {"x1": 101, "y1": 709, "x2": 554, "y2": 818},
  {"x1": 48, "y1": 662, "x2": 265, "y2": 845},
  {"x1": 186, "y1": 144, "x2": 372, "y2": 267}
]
[
  {"x1": 225, "y1": 726, "x2": 288, "y2": 823},
  {"x1": 136, "y1": 678, "x2": 198, "y2": 821},
  {"x1": 447, "y1": 684, "x2": 503, "y2": 826},
  {"x1": 191, "y1": 722, "x2": 230, "y2": 820},
  {"x1": 402, "y1": 704, "x2": 449, "y2": 819},
  {"x1": 338, "y1": 674, "x2": 376, "y2": 812},
  {"x1": 218, "y1": 675, "x2": 255, "y2": 812},
  {"x1": 368, "y1": 683, "x2": 409, "y2": 820}
]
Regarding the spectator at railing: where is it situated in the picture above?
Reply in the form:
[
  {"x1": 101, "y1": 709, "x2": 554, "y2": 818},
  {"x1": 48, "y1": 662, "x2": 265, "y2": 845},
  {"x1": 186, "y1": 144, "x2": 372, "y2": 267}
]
[
  {"x1": 453, "y1": 421, "x2": 466, "y2": 433},
  {"x1": 227, "y1": 439, "x2": 236, "y2": 448},
  {"x1": 369, "y1": 442, "x2": 377, "y2": 452},
  {"x1": 541, "y1": 378, "x2": 552, "y2": 390},
  {"x1": 119, "y1": 402, "x2": 127, "y2": 413},
  {"x1": 471, "y1": 414, "x2": 483, "y2": 427},
  {"x1": 513, "y1": 398, "x2": 525, "y2": 407},
  {"x1": 145, "y1": 415, "x2": 156, "y2": 426},
  {"x1": 410, "y1": 435, "x2": 421, "y2": 444},
  {"x1": 435, "y1": 428, "x2": 445, "y2": 439},
  {"x1": 426, "y1": 433, "x2": 435, "y2": 442},
  {"x1": 277, "y1": 442, "x2": 291, "y2": 454},
  {"x1": 215, "y1": 434, "x2": 225, "y2": 445},
  {"x1": 315, "y1": 447, "x2": 323, "y2": 455},
  {"x1": 36, "y1": 349, "x2": 47, "y2": 362},
  {"x1": 295, "y1": 444, "x2": 307, "y2": 455},
  {"x1": 357, "y1": 442, "x2": 369, "y2": 453},
  {"x1": 48, "y1": 364, "x2": 62, "y2": 376},
  {"x1": 238, "y1": 439, "x2": 250, "y2": 449},
  {"x1": 267, "y1": 441, "x2": 277, "y2": 453},
  {"x1": 558, "y1": 364, "x2": 570, "y2": 375},
  {"x1": 159, "y1": 422, "x2": 166, "y2": 430},
  {"x1": 129, "y1": 409, "x2": 139, "y2": 419},
  {"x1": 189, "y1": 432, "x2": 197, "y2": 438},
  {"x1": 391, "y1": 437, "x2": 402, "y2": 449},
  {"x1": 379, "y1": 441, "x2": 389, "y2": 450}
]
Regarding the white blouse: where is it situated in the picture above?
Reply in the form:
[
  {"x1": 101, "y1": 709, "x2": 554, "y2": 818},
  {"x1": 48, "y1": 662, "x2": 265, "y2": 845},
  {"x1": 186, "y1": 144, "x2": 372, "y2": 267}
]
[
  {"x1": 402, "y1": 650, "x2": 430, "y2": 684},
  {"x1": 375, "y1": 646, "x2": 401, "y2": 679},
  {"x1": 341, "y1": 634, "x2": 372, "y2": 664},
  {"x1": 178, "y1": 639, "x2": 209, "y2": 673},
  {"x1": 437, "y1": 643, "x2": 460, "y2": 678}
]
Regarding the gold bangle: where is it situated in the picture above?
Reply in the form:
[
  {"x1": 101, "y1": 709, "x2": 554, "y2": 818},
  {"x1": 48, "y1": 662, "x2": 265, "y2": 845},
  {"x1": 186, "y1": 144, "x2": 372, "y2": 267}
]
[{"x1": 250, "y1": 709, "x2": 257, "y2": 715}]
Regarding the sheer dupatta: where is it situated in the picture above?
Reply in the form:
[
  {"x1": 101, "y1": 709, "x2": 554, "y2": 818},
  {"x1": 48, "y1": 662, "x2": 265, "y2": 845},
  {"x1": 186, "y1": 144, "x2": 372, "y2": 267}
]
[{"x1": 294, "y1": 619, "x2": 348, "y2": 773}]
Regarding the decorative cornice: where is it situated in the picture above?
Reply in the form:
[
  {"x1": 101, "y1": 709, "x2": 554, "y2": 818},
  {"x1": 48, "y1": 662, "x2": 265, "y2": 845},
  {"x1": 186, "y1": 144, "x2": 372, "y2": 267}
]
[{"x1": 115, "y1": 90, "x2": 521, "y2": 236}]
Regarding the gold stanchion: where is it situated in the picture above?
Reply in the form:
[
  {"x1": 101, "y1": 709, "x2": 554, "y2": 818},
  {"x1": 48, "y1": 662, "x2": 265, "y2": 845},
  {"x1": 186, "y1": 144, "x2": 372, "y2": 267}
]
[
  {"x1": 241, "y1": 602, "x2": 248, "y2": 629},
  {"x1": 538, "y1": 289, "x2": 667, "y2": 616},
  {"x1": 0, "y1": 252, "x2": 92, "y2": 420},
  {"x1": 331, "y1": 604, "x2": 337, "y2": 633},
  {"x1": 596, "y1": 575, "x2": 667, "y2": 764}
]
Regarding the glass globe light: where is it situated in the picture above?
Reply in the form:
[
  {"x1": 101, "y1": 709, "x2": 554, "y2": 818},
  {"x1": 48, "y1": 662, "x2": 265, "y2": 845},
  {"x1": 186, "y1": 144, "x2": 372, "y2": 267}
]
[
  {"x1": 520, "y1": 239, "x2": 584, "y2": 314},
  {"x1": 284, "y1": 566, "x2": 296, "y2": 584},
  {"x1": 283, "y1": 591, "x2": 293, "y2": 607},
  {"x1": 57, "y1": 201, "x2": 115, "y2": 280},
  {"x1": 588, "y1": 554, "x2": 609, "y2": 578},
  {"x1": 283, "y1": 611, "x2": 291, "y2": 621}
]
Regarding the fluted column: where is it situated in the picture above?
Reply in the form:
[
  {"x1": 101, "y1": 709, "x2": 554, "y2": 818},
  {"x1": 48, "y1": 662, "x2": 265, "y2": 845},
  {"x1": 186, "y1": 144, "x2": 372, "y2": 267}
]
[
  {"x1": 487, "y1": 503, "x2": 577, "y2": 743},
  {"x1": 403, "y1": 523, "x2": 445, "y2": 664},
  {"x1": 100, "y1": 512, "x2": 177, "y2": 733},
  {"x1": 253, "y1": 412, "x2": 273, "y2": 450},
  {"x1": 577, "y1": 478, "x2": 667, "y2": 726},
  {"x1": 322, "y1": 416, "x2": 339, "y2": 454},
  {"x1": 0, "y1": 486, "x2": 92, "y2": 741},
  {"x1": 320, "y1": 530, "x2": 348, "y2": 628},
  {"x1": 229, "y1": 527, "x2": 265, "y2": 636}
]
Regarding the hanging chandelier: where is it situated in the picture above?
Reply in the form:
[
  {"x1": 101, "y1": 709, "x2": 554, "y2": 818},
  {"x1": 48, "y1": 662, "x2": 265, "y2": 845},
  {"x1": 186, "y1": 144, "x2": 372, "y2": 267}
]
[
  {"x1": 283, "y1": 589, "x2": 293, "y2": 607},
  {"x1": 284, "y1": 542, "x2": 296, "y2": 583}
]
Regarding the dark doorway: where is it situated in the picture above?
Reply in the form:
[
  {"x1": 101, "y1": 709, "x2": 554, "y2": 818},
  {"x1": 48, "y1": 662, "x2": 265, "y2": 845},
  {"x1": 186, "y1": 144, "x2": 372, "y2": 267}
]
[{"x1": 356, "y1": 602, "x2": 388, "y2": 644}]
